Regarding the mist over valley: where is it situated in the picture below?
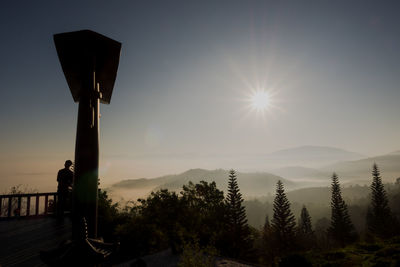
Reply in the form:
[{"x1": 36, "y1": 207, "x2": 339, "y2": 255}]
[{"x1": 107, "y1": 146, "x2": 400, "y2": 203}]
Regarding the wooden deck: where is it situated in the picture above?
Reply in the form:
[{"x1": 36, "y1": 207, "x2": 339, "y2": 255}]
[{"x1": 0, "y1": 217, "x2": 71, "y2": 266}]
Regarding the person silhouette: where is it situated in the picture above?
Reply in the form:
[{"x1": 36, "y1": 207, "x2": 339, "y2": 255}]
[{"x1": 57, "y1": 160, "x2": 73, "y2": 217}]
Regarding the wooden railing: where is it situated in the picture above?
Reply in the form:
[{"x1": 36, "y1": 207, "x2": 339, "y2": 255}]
[{"x1": 0, "y1": 192, "x2": 58, "y2": 219}]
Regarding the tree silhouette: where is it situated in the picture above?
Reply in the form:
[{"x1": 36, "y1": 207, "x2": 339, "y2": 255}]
[
  {"x1": 298, "y1": 206, "x2": 313, "y2": 235},
  {"x1": 271, "y1": 180, "x2": 296, "y2": 254},
  {"x1": 260, "y1": 214, "x2": 274, "y2": 264},
  {"x1": 97, "y1": 189, "x2": 120, "y2": 241},
  {"x1": 328, "y1": 173, "x2": 357, "y2": 246},
  {"x1": 297, "y1": 205, "x2": 315, "y2": 250},
  {"x1": 138, "y1": 189, "x2": 183, "y2": 252},
  {"x1": 180, "y1": 181, "x2": 228, "y2": 247},
  {"x1": 367, "y1": 163, "x2": 393, "y2": 238},
  {"x1": 263, "y1": 214, "x2": 272, "y2": 236},
  {"x1": 225, "y1": 169, "x2": 251, "y2": 259}
]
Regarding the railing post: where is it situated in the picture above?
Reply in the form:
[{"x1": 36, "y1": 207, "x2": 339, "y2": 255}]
[
  {"x1": 44, "y1": 194, "x2": 49, "y2": 215},
  {"x1": 8, "y1": 197, "x2": 12, "y2": 218},
  {"x1": 0, "y1": 192, "x2": 58, "y2": 218},
  {"x1": 54, "y1": 193, "x2": 57, "y2": 214},
  {"x1": 36, "y1": 194, "x2": 40, "y2": 216},
  {"x1": 17, "y1": 196, "x2": 21, "y2": 216},
  {"x1": 26, "y1": 196, "x2": 31, "y2": 216}
]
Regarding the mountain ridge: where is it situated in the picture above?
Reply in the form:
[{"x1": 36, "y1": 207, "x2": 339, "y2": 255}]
[
  {"x1": 261, "y1": 145, "x2": 365, "y2": 168},
  {"x1": 110, "y1": 168, "x2": 295, "y2": 199},
  {"x1": 108, "y1": 148, "x2": 400, "y2": 201}
]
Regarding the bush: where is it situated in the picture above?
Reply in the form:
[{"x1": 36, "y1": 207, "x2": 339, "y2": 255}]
[{"x1": 178, "y1": 239, "x2": 216, "y2": 267}]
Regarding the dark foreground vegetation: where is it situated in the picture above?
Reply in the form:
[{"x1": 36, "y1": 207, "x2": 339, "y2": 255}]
[{"x1": 98, "y1": 164, "x2": 400, "y2": 266}]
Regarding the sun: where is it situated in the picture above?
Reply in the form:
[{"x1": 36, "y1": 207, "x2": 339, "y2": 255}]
[
  {"x1": 250, "y1": 90, "x2": 271, "y2": 111},
  {"x1": 242, "y1": 87, "x2": 281, "y2": 119}
]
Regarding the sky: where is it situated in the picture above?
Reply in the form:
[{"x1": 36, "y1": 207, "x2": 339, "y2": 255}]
[{"x1": 0, "y1": 1, "x2": 400, "y2": 190}]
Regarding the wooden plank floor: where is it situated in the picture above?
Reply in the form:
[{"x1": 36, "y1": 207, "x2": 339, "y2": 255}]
[{"x1": 0, "y1": 217, "x2": 71, "y2": 267}]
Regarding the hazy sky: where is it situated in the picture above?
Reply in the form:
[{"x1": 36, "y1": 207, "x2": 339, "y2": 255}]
[{"x1": 0, "y1": 1, "x2": 399, "y2": 189}]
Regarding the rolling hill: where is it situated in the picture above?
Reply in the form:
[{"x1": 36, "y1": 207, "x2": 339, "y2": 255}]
[
  {"x1": 322, "y1": 152, "x2": 400, "y2": 183},
  {"x1": 271, "y1": 166, "x2": 331, "y2": 182},
  {"x1": 269, "y1": 150, "x2": 400, "y2": 185},
  {"x1": 108, "y1": 148, "x2": 400, "y2": 201},
  {"x1": 264, "y1": 145, "x2": 365, "y2": 168},
  {"x1": 109, "y1": 168, "x2": 295, "y2": 200}
]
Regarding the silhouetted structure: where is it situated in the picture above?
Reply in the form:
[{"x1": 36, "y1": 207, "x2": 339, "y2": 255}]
[
  {"x1": 54, "y1": 29, "x2": 121, "y2": 239},
  {"x1": 0, "y1": 192, "x2": 57, "y2": 218},
  {"x1": 40, "y1": 29, "x2": 121, "y2": 265},
  {"x1": 40, "y1": 218, "x2": 115, "y2": 265},
  {"x1": 57, "y1": 160, "x2": 73, "y2": 216}
]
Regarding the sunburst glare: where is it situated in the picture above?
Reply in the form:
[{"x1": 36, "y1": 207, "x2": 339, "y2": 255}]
[
  {"x1": 243, "y1": 87, "x2": 281, "y2": 119},
  {"x1": 250, "y1": 90, "x2": 271, "y2": 111}
]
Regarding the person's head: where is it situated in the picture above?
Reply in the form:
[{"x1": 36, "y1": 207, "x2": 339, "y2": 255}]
[{"x1": 64, "y1": 160, "x2": 73, "y2": 169}]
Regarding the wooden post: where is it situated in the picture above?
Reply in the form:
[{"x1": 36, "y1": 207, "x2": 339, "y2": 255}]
[
  {"x1": 36, "y1": 194, "x2": 40, "y2": 216},
  {"x1": 27, "y1": 196, "x2": 31, "y2": 216},
  {"x1": 8, "y1": 197, "x2": 12, "y2": 218},
  {"x1": 44, "y1": 194, "x2": 49, "y2": 215},
  {"x1": 72, "y1": 72, "x2": 100, "y2": 239},
  {"x1": 17, "y1": 196, "x2": 21, "y2": 216},
  {"x1": 54, "y1": 30, "x2": 121, "y2": 241},
  {"x1": 53, "y1": 193, "x2": 57, "y2": 214}
]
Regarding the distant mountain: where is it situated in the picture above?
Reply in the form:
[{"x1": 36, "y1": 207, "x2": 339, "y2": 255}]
[
  {"x1": 108, "y1": 149, "x2": 400, "y2": 202},
  {"x1": 322, "y1": 152, "x2": 400, "y2": 183},
  {"x1": 268, "y1": 151, "x2": 400, "y2": 185},
  {"x1": 112, "y1": 175, "x2": 177, "y2": 189},
  {"x1": 110, "y1": 168, "x2": 295, "y2": 199},
  {"x1": 264, "y1": 145, "x2": 365, "y2": 168},
  {"x1": 271, "y1": 166, "x2": 331, "y2": 182}
]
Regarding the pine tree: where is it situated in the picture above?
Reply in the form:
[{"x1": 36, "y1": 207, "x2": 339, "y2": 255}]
[
  {"x1": 271, "y1": 180, "x2": 296, "y2": 254},
  {"x1": 328, "y1": 173, "x2": 357, "y2": 246},
  {"x1": 367, "y1": 163, "x2": 393, "y2": 238},
  {"x1": 261, "y1": 215, "x2": 274, "y2": 264},
  {"x1": 262, "y1": 214, "x2": 273, "y2": 249},
  {"x1": 298, "y1": 205, "x2": 313, "y2": 236},
  {"x1": 263, "y1": 215, "x2": 271, "y2": 235},
  {"x1": 225, "y1": 169, "x2": 251, "y2": 259},
  {"x1": 297, "y1": 205, "x2": 315, "y2": 250}
]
